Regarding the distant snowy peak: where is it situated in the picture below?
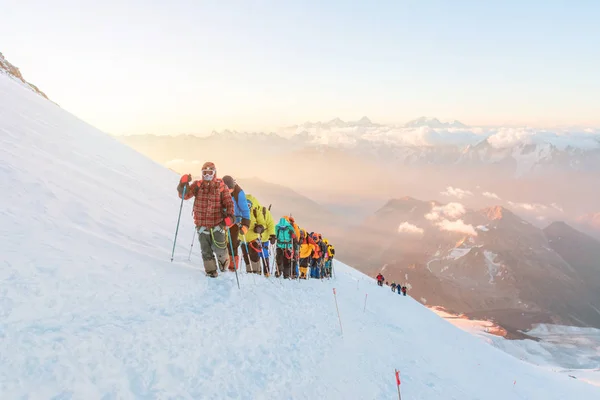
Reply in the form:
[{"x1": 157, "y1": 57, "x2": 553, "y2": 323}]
[
  {"x1": 403, "y1": 117, "x2": 468, "y2": 129},
  {"x1": 298, "y1": 116, "x2": 379, "y2": 130},
  {"x1": 209, "y1": 129, "x2": 280, "y2": 141},
  {"x1": 0, "y1": 52, "x2": 48, "y2": 99}
]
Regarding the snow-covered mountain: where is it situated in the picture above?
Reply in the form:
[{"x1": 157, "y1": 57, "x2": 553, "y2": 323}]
[
  {"x1": 130, "y1": 116, "x2": 600, "y2": 177},
  {"x1": 403, "y1": 116, "x2": 468, "y2": 129},
  {"x1": 343, "y1": 197, "x2": 600, "y2": 332},
  {"x1": 3, "y1": 55, "x2": 600, "y2": 399},
  {"x1": 0, "y1": 52, "x2": 48, "y2": 99}
]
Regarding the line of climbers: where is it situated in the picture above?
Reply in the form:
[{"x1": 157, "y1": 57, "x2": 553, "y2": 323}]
[
  {"x1": 176, "y1": 162, "x2": 336, "y2": 279},
  {"x1": 376, "y1": 273, "x2": 408, "y2": 296}
]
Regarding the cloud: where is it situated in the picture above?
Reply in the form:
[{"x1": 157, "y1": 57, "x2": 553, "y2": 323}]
[
  {"x1": 441, "y1": 186, "x2": 473, "y2": 199},
  {"x1": 508, "y1": 201, "x2": 548, "y2": 213},
  {"x1": 426, "y1": 202, "x2": 466, "y2": 221},
  {"x1": 486, "y1": 128, "x2": 535, "y2": 149},
  {"x1": 482, "y1": 192, "x2": 501, "y2": 200},
  {"x1": 398, "y1": 222, "x2": 425, "y2": 236},
  {"x1": 551, "y1": 203, "x2": 564, "y2": 212},
  {"x1": 191, "y1": 160, "x2": 202, "y2": 165},
  {"x1": 437, "y1": 219, "x2": 478, "y2": 236}
]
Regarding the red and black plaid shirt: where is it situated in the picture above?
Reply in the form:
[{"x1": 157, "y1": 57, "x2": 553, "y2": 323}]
[{"x1": 180, "y1": 178, "x2": 234, "y2": 228}]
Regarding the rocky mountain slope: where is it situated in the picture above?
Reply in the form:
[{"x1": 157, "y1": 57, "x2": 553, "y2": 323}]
[{"x1": 0, "y1": 52, "x2": 48, "y2": 99}]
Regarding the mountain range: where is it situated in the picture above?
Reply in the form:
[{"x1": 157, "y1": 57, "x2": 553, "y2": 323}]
[
  {"x1": 339, "y1": 196, "x2": 600, "y2": 334},
  {"x1": 118, "y1": 116, "x2": 600, "y2": 238}
]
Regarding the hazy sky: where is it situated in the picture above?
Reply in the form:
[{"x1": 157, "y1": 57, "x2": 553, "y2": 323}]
[{"x1": 2, "y1": 0, "x2": 599, "y2": 134}]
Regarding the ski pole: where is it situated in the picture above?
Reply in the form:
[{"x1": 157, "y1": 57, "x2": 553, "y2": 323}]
[
  {"x1": 227, "y1": 227, "x2": 240, "y2": 290},
  {"x1": 171, "y1": 185, "x2": 187, "y2": 262},
  {"x1": 187, "y1": 226, "x2": 197, "y2": 261}
]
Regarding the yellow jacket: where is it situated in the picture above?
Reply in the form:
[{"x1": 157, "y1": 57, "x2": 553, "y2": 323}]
[
  {"x1": 260, "y1": 207, "x2": 276, "y2": 242},
  {"x1": 240, "y1": 194, "x2": 266, "y2": 242},
  {"x1": 298, "y1": 229, "x2": 317, "y2": 259}
]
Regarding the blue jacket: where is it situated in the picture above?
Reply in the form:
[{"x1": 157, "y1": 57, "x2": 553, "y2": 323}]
[{"x1": 231, "y1": 185, "x2": 251, "y2": 227}]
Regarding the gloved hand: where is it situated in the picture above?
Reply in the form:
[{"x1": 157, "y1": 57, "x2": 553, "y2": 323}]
[
  {"x1": 240, "y1": 225, "x2": 249, "y2": 235},
  {"x1": 254, "y1": 224, "x2": 265, "y2": 234},
  {"x1": 178, "y1": 174, "x2": 192, "y2": 192},
  {"x1": 269, "y1": 235, "x2": 276, "y2": 245},
  {"x1": 180, "y1": 174, "x2": 192, "y2": 185},
  {"x1": 223, "y1": 217, "x2": 234, "y2": 228}
]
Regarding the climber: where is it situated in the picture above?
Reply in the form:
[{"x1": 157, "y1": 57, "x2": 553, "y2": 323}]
[
  {"x1": 176, "y1": 164, "x2": 235, "y2": 277},
  {"x1": 222, "y1": 175, "x2": 251, "y2": 271}
]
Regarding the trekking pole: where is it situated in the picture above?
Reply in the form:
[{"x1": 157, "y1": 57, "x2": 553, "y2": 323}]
[
  {"x1": 187, "y1": 227, "x2": 197, "y2": 261},
  {"x1": 227, "y1": 227, "x2": 240, "y2": 290},
  {"x1": 171, "y1": 185, "x2": 187, "y2": 262}
]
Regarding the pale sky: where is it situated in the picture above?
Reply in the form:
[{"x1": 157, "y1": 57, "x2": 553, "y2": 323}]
[{"x1": 2, "y1": 0, "x2": 599, "y2": 134}]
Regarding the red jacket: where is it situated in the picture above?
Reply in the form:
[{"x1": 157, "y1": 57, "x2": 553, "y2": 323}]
[{"x1": 179, "y1": 178, "x2": 234, "y2": 228}]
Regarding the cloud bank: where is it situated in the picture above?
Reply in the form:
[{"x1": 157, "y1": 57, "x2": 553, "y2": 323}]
[
  {"x1": 482, "y1": 192, "x2": 501, "y2": 200},
  {"x1": 437, "y1": 219, "x2": 478, "y2": 236},
  {"x1": 441, "y1": 187, "x2": 473, "y2": 199},
  {"x1": 426, "y1": 202, "x2": 466, "y2": 221},
  {"x1": 398, "y1": 222, "x2": 425, "y2": 236}
]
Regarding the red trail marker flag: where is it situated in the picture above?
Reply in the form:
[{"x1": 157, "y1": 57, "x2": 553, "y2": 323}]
[{"x1": 395, "y1": 369, "x2": 402, "y2": 400}]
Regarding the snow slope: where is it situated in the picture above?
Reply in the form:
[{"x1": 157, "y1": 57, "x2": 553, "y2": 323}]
[{"x1": 2, "y1": 71, "x2": 600, "y2": 399}]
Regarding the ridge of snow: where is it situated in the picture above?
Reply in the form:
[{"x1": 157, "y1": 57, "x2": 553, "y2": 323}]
[{"x1": 1, "y1": 71, "x2": 599, "y2": 399}]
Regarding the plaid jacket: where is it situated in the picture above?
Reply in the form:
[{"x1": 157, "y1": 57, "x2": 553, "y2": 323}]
[{"x1": 179, "y1": 178, "x2": 234, "y2": 228}]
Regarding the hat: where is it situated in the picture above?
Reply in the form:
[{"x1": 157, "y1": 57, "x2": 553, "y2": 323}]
[
  {"x1": 222, "y1": 175, "x2": 236, "y2": 189},
  {"x1": 202, "y1": 161, "x2": 216, "y2": 171}
]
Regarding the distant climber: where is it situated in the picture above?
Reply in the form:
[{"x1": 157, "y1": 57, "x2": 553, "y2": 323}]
[
  {"x1": 376, "y1": 273, "x2": 385, "y2": 287},
  {"x1": 310, "y1": 233, "x2": 323, "y2": 279},
  {"x1": 299, "y1": 229, "x2": 316, "y2": 279},
  {"x1": 177, "y1": 163, "x2": 235, "y2": 277},
  {"x1": 391, "y1": 282, "x2": 397, "y2": 292},
  {"x1": 323, "y1": 239, "x2": 334, "y2": 278},
  {"x1": 401, "y1": 286, "x2": 407, "y2": 296}
]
